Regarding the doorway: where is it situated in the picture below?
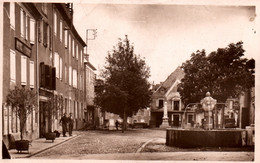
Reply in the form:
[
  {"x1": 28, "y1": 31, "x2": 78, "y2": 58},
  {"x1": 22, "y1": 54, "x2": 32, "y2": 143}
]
[
  {"x1": 39, "y1": 102, "x2": 50, "y2": 138},
  {"x1": 173, "y1": 115, "x2": 180, "y2": 127}
]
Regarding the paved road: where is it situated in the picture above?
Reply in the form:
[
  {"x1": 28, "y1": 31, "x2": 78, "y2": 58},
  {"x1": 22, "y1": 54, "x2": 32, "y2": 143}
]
[
  {"x1": 30, "y1": 129, "x2": 254, "y2": 161},
  {"x1": 32, "y1": 129, "x2": 166, "y2": 158}
]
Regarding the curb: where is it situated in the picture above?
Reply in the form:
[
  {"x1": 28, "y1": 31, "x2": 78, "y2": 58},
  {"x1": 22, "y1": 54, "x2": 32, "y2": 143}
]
[
  {"x1": 136, "y1": 138, "x2": 155, "y2": 153},
  {"x1": 26, "y1": 135, "x2": 79, "y2": 158}
]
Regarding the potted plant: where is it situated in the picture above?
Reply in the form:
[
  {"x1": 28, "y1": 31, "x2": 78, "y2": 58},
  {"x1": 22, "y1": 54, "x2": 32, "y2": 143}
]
[
  {"x1": 44, "y1": 95, "x2": 63, "y2": 142},
  {"x1": 6, "y1": 86, "x2": 37, "y2": 153}
]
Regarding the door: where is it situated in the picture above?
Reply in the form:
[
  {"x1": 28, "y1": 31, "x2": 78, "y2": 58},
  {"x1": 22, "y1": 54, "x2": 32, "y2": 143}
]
[
  {"x1": 173, "y1": 115, "x2": 179, "y2": 127},
  {"x1": 39, "y1": 102, "x2": 46, "y2": 138}
]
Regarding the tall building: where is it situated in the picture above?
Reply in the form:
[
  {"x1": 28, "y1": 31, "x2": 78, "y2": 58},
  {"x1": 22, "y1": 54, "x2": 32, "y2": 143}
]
[{"x1": 2, "y1": 2, "x2": 90, "y2": 147}]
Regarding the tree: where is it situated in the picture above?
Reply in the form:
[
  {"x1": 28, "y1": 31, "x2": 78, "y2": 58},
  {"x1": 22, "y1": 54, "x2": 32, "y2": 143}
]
[
  {"x1": 95, "y1": 35, "x2": 151, "y2": 132},
  {"x1": 178, "y1": 41, "x2": 255, "y2": 105},
  {"x1": 45, "y1": 95, "x2": 63, "y2": 133},
  {"x1": 6, "y1": 86, "x2": 37, "y2": 140}
]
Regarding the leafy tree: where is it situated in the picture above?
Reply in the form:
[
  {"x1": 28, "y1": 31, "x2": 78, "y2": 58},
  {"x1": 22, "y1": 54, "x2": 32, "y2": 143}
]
[
  {"x1": 45, "y1": 95, "x2": 63, "y2": 133},
  {"x1": 6, "y1": 86, "x2": 37, "y2": 140},
  {"x1": 95, "y1": 35, "x2": 151, "y2": 132},
  {"x1": 178, "y1": 41, "x2": 255, "y2": 105}
]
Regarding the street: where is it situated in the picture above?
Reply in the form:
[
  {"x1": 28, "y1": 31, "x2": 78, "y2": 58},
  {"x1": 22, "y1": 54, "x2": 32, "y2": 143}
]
[
  {"x1": 29, "y1": 129, "x2": 254, "y2": 161},
  {"x1": 31, "y1": 129, "x2": 166, "y2": 158}
]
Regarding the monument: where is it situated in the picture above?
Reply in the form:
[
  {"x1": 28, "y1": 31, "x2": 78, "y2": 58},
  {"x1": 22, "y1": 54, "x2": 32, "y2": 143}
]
[
  {"x1": 160, "y1": 101, "x2": 170, "y2": 128},
  {"x1": 200, "y1": 92, "x2": 217, "y2": 130}
]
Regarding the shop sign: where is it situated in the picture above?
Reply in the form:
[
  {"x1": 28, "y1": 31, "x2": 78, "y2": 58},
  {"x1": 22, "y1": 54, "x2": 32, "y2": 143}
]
[{"x1": 15, "y1": 38, "x2": 32, "y2": 57}]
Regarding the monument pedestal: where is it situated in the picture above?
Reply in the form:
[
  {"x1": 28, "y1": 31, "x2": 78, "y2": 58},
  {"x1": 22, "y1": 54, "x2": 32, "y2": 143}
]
[{"x1": 160, "y1": 117, "x2": 170, "y2": 128}]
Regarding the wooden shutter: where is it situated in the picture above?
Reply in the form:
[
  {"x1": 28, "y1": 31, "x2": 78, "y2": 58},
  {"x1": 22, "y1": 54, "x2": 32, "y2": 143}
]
[
  {"x1": 43, "y1": 22, "x2": 47, "y2": 47},
  {"x1": 40, "y1": 62, "x2": 45, "y2": 87}
]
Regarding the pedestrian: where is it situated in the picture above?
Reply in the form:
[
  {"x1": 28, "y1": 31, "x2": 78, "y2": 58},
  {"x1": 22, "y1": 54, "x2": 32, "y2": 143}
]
[
  {"x1": 115, "y1": 120, "x2": 119, "y2": 130},
  {"x1": 59, "y1": 113, "x2": 68, "y2": 137},
  {"x1": 68, "y1": 113, "x2": 74, "y2": 136}
]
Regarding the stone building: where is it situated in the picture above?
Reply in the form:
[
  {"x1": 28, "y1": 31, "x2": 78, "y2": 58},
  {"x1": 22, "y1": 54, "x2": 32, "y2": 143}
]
[
  {"x1": 150, "y1": 66, "x2": 185, "y2": 127},
  {"x1": 1, "y1": 2, "x2": 92, "y2": 147}
]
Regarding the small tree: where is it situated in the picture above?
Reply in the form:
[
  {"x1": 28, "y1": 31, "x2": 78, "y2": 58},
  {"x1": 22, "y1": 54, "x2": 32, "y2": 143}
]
[
  {"x1": 45, "y1": 95, "x2": 63, "y2": 133},
  {"x1": 6, "y1": 86, "x2": 37, "y2": 140}
]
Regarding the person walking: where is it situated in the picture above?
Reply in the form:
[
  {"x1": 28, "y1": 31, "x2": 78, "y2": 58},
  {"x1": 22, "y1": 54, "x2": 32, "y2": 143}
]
[
  {"x1": 68, "y1": 113, "x2": 74, "y2": 136},
  {"x1": 115, "y1": 120, "x2": 119, "y2": 130},
  {"x1": 59, "y1": 113, "x2": 68, "y2": 137}
]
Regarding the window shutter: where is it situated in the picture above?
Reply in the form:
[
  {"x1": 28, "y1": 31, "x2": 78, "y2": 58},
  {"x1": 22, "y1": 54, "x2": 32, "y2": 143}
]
[
  {"x1": 45, "y1": 64, "x2": 50, "y2": 89},
  {"x1": 29, "y1": 61, "x2": 34, "y2": 88},
  {"x1": 10, "y1": 2, "x2": 15, "y2": 29},
  {"x1": 21, "y1": 55, "x2": 27, "y2": 85},
  {"x1": 49, "y1": 26, "x2": 52, "y2": 50},
  {"x1": 64, "y1": 30, "x2": 67, "y2": 48},
  {"x1": 30, "y1": 18, "x2": 35, "y2": 44},
  {"x1": 40, "y1": 62, "x2": 45, "y2": 87},
  {"x1": 38, "y1": 21, "x2": 42, "y2": 43},
  {"x1": 156, "y1": 100, "x2": 159, "y2": 107},
  {"x1": 43, "y1": 21, "x2": 47, "y2": 47},
  {"x1": 20, "y1": 8, "x2": 24, "y2": 37}
]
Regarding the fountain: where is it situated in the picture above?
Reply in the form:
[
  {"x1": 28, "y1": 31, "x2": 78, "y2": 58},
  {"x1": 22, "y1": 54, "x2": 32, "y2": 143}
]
[{"x1": 166, "y1": 92, "x2": 247, "y2": 148}]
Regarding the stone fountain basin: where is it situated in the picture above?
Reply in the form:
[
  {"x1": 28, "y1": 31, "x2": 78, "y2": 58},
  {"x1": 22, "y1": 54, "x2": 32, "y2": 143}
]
[{"x1": 166, "y1": 128, "x2": 247, "y2": 148}]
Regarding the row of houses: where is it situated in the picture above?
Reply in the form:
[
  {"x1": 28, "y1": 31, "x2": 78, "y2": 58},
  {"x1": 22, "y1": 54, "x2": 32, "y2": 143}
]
[{"x1": 1, "y1": 2, "x2": 97, "y2": 147}]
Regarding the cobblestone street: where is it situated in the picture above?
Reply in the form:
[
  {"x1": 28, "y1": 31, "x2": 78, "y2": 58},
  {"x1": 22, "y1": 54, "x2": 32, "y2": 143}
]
[
  {"x1": 28, "y1": 129, "x2": 254, "y2": 161},
  {"x1": 31, "y1": 129, "x2": 166, "y2": 158}
]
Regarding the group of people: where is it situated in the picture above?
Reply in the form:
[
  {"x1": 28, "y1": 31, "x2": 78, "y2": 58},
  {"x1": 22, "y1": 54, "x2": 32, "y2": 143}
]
[{"x1": 59, "y1": 113, "x2": 74, "y2": 137}]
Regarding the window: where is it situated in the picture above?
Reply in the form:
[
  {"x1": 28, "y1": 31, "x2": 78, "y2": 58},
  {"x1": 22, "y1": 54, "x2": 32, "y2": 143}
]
[
  {"x1": 68, "y1": 33, "x2": 70, "y2": 52},
  {"x1": 188, "y1": 114, "x2": 193, "y2": 123},
  {"x1": 49, "y1": 26, "x2": 52, "y2": 50},
  {"x1": 159, "y1": 99, "x2": 164, "y2": 108},
  {"x1": 43, "y1": 21, "x2": 48, "y2": 47},
  {"x1": 29, "y1": 61, "x2": 34, "y2": 88},
  {"x1": 64, "y1": 66, "x2": 67, "y2": 83},
  {"x1": 54, "y1": 52, "x2": 59, "y2": 78},
  {"x1": 69, "y1": 66, "x2": 72, "y2": 85},
  {"x1": 54, "y1": 11, "x2": 57, "y2": 35},
  {"x1": 174, "y1": 101, "x2": 179, "y2": 111},
  {"x1": 10, "y1": 49, "x2": 16, "y2": 83},
  {"x1": 20, "y1": 8, "x2": 24, "y2": 37},
  {"x1": 30, "y1": 18, "x2": 35, "y2": 44},
  {"x1": 76, "y1": 44, "x2": 78, "y2": 59},
  {"x1": 10, "y1": 2, "x2": 15, "y2": 29},
  {"x1": 64, "y1": 30, "x2": 68, "y2": 48},
  {"x1": 60, "y1": 20, "x2": 63, "y2": 42},
  {"x1": 80, "y1": 49, "x2": 83, "y2": 65},
  {"x1": 21, "y1": 55, "x2": 27, "y2": 85},
  {"x1": 25, "y1": 15, "x2": 28, "y2": 40},
  {"x1": 73, "y1": 69, "x2": 77, "y2": 88},
  {"x1": 72, "y1": 39, "x2": 74, "y2": 57},
  {"x1": 59, "y1": 57, "x2": 62, "y2": 80}
]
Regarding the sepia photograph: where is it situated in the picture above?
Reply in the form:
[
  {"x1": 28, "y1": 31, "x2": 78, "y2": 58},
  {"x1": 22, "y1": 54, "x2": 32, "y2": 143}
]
[{"x1": 0, "y1": 0, "x2": 258, "y2": 162}]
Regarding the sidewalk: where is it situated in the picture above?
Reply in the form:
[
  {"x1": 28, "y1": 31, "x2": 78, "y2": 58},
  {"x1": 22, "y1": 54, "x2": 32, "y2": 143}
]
[{"x1": 8, "y1": 134, "x2": 78, "y2": 159}]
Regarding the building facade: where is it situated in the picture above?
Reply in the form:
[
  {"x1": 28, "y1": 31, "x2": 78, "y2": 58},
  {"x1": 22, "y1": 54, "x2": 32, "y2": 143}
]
[
  {"x1": 150, "y1": 66, "x2": 185, "y2": 127},
  {"x1": 2, "y1": 2, "x2": 90, "y2": 147}
]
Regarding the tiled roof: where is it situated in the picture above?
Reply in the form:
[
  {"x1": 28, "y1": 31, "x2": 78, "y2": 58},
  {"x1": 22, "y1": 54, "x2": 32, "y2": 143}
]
[{"x1": 161, "y1": 66, "x2": 185, "y2": 90}]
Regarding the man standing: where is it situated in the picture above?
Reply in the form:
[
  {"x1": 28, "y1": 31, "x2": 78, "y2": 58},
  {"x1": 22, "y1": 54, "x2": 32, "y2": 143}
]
[
  {"x1": 59, "y1": 113, "x2": 68, "y2": 137},
  {"x1": 68, "y1": 113, "x2": 74, "y2": 136}
]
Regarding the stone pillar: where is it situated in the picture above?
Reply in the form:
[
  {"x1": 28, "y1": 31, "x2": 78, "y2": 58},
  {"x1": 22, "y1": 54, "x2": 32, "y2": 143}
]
[{"x1": 160, "y1": 101, "x2": 170, "y2": 128}]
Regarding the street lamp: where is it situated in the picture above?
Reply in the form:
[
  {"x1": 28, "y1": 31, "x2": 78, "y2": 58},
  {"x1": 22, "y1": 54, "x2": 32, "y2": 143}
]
[{"x1": 201, "y1": 92, "x2": 217, "y2": 130}]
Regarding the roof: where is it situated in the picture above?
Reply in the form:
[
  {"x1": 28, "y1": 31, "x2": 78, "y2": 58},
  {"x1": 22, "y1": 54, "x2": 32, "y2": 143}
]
[
  {"x1": 85, "y1": 62, "x2": 97, "y2": 71},
  {"x1": 152, "y1": 66, "x2": 184, "y2": 97},
  {"x1": 161, "y1": 66, "x2": 185, "y2": 90}
]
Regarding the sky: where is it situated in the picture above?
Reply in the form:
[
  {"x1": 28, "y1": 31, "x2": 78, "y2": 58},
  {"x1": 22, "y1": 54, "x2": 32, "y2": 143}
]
[{"x1": 73, "y1": 1, "x2": 258, "y2": 84}]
